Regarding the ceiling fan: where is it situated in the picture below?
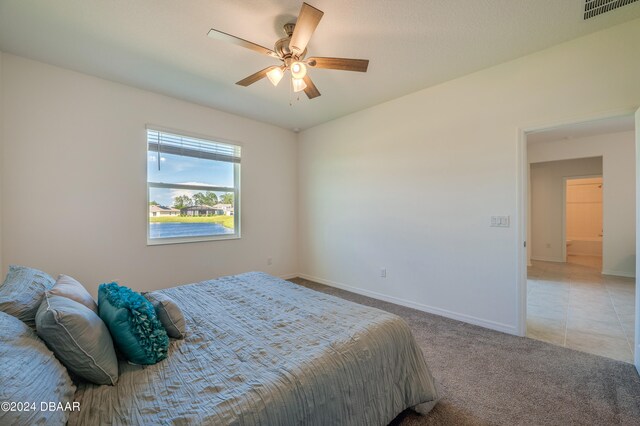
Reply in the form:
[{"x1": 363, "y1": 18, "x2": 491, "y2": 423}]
[{"x1": 207, "y1": 2, "x2": 369, "y2": 99}]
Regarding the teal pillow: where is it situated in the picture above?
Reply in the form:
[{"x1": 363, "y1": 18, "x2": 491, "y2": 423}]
[
  {"x1": 36, "y1": 293, "x2": 118, "y2": 385},
  {"x1": 0, "y1": 265, "x2": 55, "y2": 328},
  {"x1": 98, "y1": 282, "x2": 168, "y2": 365}
]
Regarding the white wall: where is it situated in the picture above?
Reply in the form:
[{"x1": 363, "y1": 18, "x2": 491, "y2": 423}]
[
  {"x1": 528, "y1": 131, "x2": 636, "y2": 277},
  {"x1": 528, "y1": 157, "x2": 603, "y2": 262},
  {"x1": 0, "y1": 51, "x2": 3, "y2": 273},
  {"x1": 635, "y1": 108, "x2": 640, "y2": 370},
  {"x1": 298, "y1": 19, "x2": 640, "y2": 334},
  {"x1": 1, "y1": 54, "x2": 298, "y2": 297}
]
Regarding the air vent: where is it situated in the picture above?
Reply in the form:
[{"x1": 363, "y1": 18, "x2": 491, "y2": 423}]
[{"x1": 584, "y1": 0, "x2": 639, "y2": 19}]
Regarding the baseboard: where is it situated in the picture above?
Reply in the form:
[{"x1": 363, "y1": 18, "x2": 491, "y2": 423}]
[
  {"x1": 530, "y1": 256, "x2": 565, "y2": 263},
  {"x1": 297, "y1": 273, "x2": 518, "y2": 336},
  {"x1": 279, "y1": 273, "x2": 299, "y2": 280},
  {"x1": 601, "y1": 269, "x2": 636, "y2": 278}
]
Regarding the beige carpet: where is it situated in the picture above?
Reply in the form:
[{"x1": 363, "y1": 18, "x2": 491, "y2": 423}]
[{"x1": 289, "y1": 278, "x2": 640, "y2": 426}]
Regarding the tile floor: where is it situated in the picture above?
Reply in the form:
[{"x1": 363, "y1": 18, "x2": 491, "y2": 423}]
[{"x1": 527, "y1": 258, "x2": 636, "y2": 363}]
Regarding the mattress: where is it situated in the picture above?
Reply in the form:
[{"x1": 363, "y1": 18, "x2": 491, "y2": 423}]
[{"x1": 69, "y1": 272, "x2": 438, "y2": 425}]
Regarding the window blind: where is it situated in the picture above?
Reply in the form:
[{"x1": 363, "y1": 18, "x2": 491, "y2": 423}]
[{"x1": 147, "y1": 129, "x2": 241, "y2": 163}]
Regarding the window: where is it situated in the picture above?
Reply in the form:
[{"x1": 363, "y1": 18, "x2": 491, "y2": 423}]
[{"x1": 146, "y1": 127, "x2": 241, "y2": 244}]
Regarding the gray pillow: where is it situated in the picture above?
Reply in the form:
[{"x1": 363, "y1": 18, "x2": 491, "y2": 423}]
[
  {"x1": 0, "y1": 311, "x2": 76, "y2": 426},
  {"x1": 143, "y1": 292, "x2": 186, "y2": 339},
  {"x1": 0, "y1": 265, "x2": 55, "y2": 328},
  {"x1": 36, "y1": 293, "x2": 119, "y2": 385},
  {"x1": 49, "y1": 274, "x2": 98, "y2": 314}
]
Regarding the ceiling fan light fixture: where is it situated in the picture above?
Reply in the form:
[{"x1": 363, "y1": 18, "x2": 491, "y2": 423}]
[
  {"x1": 292, "y1": 77, "x2": 307, "y2": 93},
  {"x1": 210, "y1": 2, "x2": 369, "y2": 100},
  {"x1": 266, "y1": 67, "x2": 285, "y2": 86},
  {"x1": 290, "y1": 61, "x2": 307, "y2": 79}
]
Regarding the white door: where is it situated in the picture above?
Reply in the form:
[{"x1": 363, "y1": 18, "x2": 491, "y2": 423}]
[{"x1": 636, "y1": 107, "x2": 640, "y2": 373}]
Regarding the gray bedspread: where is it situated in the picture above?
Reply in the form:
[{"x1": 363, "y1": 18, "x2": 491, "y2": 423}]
[{"x1": 70, "y1": 272, "x2": 438, "y2": 425}]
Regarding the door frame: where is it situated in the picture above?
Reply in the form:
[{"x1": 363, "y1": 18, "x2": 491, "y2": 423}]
[
  {"x1": 562, "y1": 174, "x2": 604, "y2": 265},
  {"x1": 515, "y1": 108, "x2": 637, "y2": 339}
]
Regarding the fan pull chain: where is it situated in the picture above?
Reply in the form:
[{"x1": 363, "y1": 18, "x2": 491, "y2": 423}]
[
  {"x1": 289, "y1": 76, "x2": 293, "y2": 106},
  {"x1": 289, "y1": 77, "x2": 301, "y2": 106}
]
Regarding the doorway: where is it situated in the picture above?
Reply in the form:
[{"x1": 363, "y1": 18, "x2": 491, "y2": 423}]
[
  {"x1": 519, "y1": 114, "x2": 637, "y2": 365},
  {"x1": 565, "y1": 176, "x2": 603, "y2": 269}
]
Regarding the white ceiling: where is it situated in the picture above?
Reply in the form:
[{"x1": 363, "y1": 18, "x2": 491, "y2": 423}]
[
  {"x1": 527, "y1": 115, "x2": 635, "y2": 143},
  {"x1": 1, "y1": 0, "x2": 639, "y2": 130}
]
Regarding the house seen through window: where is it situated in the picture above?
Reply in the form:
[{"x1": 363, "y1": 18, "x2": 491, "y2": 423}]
[{"x1": 147, "y1": 128, "x2": 241, "y2": 244}]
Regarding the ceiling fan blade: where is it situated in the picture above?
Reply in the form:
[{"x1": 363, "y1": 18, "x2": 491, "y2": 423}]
[
  {"x1": 289, "y1": 3, "x2": 324, "y2": 56},
  {"x1": 307, "y1": 57, "x2": 369, "y2": 72},
  {"x1": 208, "y1": 29, "x2": 280, "y2": 59},
  {"x1": 236, "y1": 66, "x2": 279, "y2": 87},
  {"x1": 303, "y1": 75, "x2": 321, "y2": 99}
]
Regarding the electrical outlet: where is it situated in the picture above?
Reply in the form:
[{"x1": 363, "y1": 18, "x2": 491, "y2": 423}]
[
  {"x1": 380, "y1": 268, "x2": 386, "y2": 278},
  {"x1": 267, "y1": 257, "x2": 273, "y2": 266}
]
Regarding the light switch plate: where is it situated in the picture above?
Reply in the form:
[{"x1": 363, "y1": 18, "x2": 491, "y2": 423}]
[{"x1": 490, "y1": 216, "x2": 510, "y2": 227}]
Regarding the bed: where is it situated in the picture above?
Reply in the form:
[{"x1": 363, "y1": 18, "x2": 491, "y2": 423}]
[{"x1": 68, "y1": 272, "x2": 438, "y2": 425}]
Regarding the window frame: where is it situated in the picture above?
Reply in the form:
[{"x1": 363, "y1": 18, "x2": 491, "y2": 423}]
[{"x1": 145, "y1": 126, "x2": 241, "y2": 246}]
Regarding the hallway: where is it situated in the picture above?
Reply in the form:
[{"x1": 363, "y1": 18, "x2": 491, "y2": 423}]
[{"x1": 527, "y1": 259, "x2": 635, "y2": 363}]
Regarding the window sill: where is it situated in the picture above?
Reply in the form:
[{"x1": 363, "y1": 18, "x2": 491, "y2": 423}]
[{"x1": 146, "y1": 234, "x2": 241, "y2": 246}]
